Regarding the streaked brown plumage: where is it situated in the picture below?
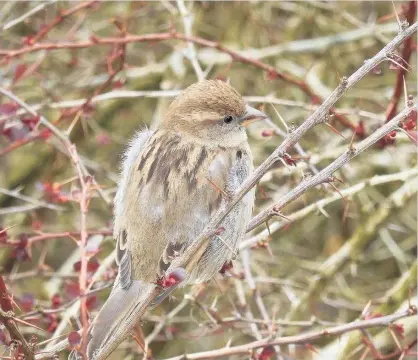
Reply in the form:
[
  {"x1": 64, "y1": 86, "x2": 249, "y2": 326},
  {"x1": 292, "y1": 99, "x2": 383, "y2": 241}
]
[{"x1": 86, "y1": 80, "x2": 268, "y2": 360}]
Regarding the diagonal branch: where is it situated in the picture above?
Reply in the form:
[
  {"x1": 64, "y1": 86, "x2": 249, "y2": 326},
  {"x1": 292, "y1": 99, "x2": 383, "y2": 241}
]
[
  {"x1": 33, "y1": 21, "x2": 417, "y2": 360},
  {"x1": 240, "y1": 167, "x2": 418, "y2": 250},
  {"x1": 246, "y1": 104, "x2": 416, "y2": 231}
]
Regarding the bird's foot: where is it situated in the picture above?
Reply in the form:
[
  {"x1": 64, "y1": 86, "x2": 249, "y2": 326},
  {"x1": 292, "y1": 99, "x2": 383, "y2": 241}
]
[
  {"x1": 154, "y1": 267, "x2": 187, "y2": 288},
  {"x1": 219, "y1": 260, "x2": 233, "y2": 275}
]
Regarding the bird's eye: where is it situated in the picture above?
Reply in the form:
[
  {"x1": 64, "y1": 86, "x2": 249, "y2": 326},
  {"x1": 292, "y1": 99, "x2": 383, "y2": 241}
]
[{"x1": 223, "y1": 115, "x2": 234, "y2": 124}]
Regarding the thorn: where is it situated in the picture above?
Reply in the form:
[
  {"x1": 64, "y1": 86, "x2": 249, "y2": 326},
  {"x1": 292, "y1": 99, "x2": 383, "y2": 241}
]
[
  {"x1": 359, "y1": 347, "x2": 370, "y2": 360},
  {"x1": 268, "y1": 102, "x2": 289, "y2": 133},
  {"x1": 395, "y1": 53, "x2": 413, "y2": 69},
  {"x1": 335, "y1": 68, "x2": 341, "y2": 82},
  {"x1": 408, "y1": 288, "x2": 412, "y2": 309},
  {"x1": 327, "y1": 181, "x2": 348, "y2": 204},
  {"x1": 317, "y1": 204, "x2": 330, "y2": 218},
  {"x1": 305, "y1": 343, "x2": 319, "y2": 354},
  {"x1": 210, "y1": 295, "x2": 219, "y2": 309},
  {"x1": 402, "y1": 76, "x2": 408, "y2": 107},
  {"x1": 9, "y1": 295, "x2": 22, "y2": 313},
  {"x1": 264, "y1": 221, "x2": 275, "y2": 257},
  {"x1": 330, "y1": 176, "x2": 345, "y2": 185},
  {"x1": 391, "y1": 1, "x2": 402, "y2": 28},
  {"x1": 348, "y1": 129, "x2": 357, "y2": 153},
  {"x1": 388, "y1": 327, "x2": 403, "y2": 349},
  {"x1": 265, "y1": 242, "x2": 274, "y2": 258},
  {"x1": 342, "y1": 201, "x2": 350, "y2": 224},
  {"x1": 258, "y1": 184, "x2": 268, "y2": 200},
  {"x1": 131, "y1": 325, "x2": 146, "y2": 352},
  {"x1": 361, "y1": 300, "x2": 373, "y2": 318},
  {"x1": 361, "y1": 333, "x2": 381, "y2": 358},
  {"x1": 205, "y1": 176, "x2": 229, "y2": 200},
  {"x1": 272, "y1": 206, "x2": 292, "y2": 223},
  {"x1": 397, "y1": 126, "x2": 417, "y2": 144},
  {"x1": 13, "y1": 316, "x2": 45, "y2": 332},
  {"x1": 387, "y1": 56, "x2": 410, "y2": 72},
  {"x1": 265, "y1": 220, "x2": 272, "y2": 239},
  {"x1": 278, "y1": 156, "x2": 292, "y2": 173},
  {"x1": 324, "y1": 122, "x2": 347, "y2": 139},
  {"x1": 0, "y1": 224, "x2": 17, "y2": 235}
]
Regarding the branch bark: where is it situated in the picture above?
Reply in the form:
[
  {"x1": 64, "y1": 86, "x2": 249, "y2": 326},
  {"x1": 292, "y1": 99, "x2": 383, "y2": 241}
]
[{"x1": 246, "y1": 104, "x2": 416, "y2": 231}]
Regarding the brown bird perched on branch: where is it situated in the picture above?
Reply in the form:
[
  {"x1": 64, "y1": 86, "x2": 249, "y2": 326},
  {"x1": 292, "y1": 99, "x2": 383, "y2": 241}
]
[{"x1": 87, "y1": 80, "x2": 268, "y2": 359}]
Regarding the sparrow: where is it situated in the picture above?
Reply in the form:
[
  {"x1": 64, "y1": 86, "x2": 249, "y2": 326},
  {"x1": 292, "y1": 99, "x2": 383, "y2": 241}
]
[{"x1": 87, "y1": 80, "x2": 268, "y2": 359}]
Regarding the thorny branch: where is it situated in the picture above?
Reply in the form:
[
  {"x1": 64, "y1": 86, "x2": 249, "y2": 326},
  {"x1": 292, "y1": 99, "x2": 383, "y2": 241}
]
[
  {"x1": 32, "y1": 20, "x2": 418, "y2": 360},
  {"x1": 0, "y1": 275, "x2": 35, "y2": 360},
  {"x1": 385, "y1": 0, "x2": 417, "y2": 122},
  {"x1": 160, "y1": 307, "x2": 417, "y2": 360},
  {"x1": 246, "y1": 104, "x2": 416, "y2": 231},
  {"x1": 240, "y1": 167, "x2": 418, "y2": 249}
]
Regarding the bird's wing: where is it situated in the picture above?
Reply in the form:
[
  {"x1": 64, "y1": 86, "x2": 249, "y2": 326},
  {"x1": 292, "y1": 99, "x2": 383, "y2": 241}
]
[
  {"x1": 113, "y1": 129, "x2": 154, "y2": 289},
  {"x1": 87, "y1": 129, "x2": 154, "y2": 360},
  {"x1": 120, "y1": 130, "x2": 232, "y2": 283},
  {"x1": 88, "y1": 132, "x2": 253, "y2": 359}
]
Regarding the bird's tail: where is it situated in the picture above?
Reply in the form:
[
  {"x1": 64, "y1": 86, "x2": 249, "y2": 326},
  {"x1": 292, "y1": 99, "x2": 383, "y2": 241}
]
[{"x1": 86, "y1": 280, "x2": 154, "y2": 360}]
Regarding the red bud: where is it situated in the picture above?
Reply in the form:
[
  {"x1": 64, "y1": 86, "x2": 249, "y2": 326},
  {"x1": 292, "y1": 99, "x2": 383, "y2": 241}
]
[
  {"x1": 68, "y1": 331, "x2": 81, "y2": 346},
  {"x1": 51, "y1": 293, "x2": 62, "y2": 309},
  {"x1": 261, "y1": 129, "x2": 274, "y2": 137},
  {"x1": 266, "y1": 70, "x2": 279, "y2": 81},
  {"x1": 258, "y1": 346, "x2": 276, "y2": 360}
]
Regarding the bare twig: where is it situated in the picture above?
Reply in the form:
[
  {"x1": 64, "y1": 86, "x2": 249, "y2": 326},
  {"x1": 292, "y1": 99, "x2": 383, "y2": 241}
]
[
  {"x1": 0, "y1": 87, "x2": 111, "y2": 205},
  {"x1": 1, "y1": 0, "x2": 57, "y2": 31},
  {"x1": 176, "y1": 0, "x2": 204, "y2": 81},
  {"x1": 0, "y1": 275, "x2": 34, "y2": 360},
  {"x1": 159, "y1": 307, "x2": 417, "y2": 360},
  {"x1": 246, "y1": 104, "x2": 416, "y2": 231}
]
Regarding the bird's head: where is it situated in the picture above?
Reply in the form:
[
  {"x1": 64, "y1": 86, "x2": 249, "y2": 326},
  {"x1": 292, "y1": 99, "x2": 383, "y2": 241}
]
[{"x1": 163, "y1": 80, "x2": 268, "y2": 147}]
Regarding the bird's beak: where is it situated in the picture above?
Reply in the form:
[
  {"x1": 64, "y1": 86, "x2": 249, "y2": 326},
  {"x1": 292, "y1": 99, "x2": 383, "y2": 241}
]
[{"x1": 240, "y1": 105, "x2": 268, "y2": 127}]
